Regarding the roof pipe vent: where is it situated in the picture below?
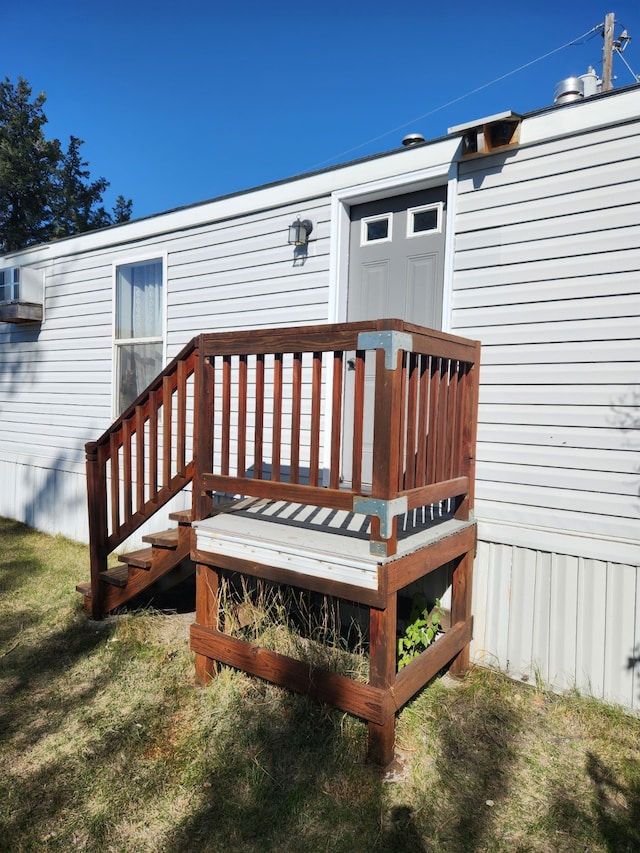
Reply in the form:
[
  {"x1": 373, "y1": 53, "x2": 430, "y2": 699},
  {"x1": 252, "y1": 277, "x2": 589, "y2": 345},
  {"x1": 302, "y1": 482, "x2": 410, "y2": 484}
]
[
  {"x1": 402, "y1": 133, "x2": 426, "y2": 147},
  {"x1": 554, "y1": 76, "x2": 584, "y2": 104}
]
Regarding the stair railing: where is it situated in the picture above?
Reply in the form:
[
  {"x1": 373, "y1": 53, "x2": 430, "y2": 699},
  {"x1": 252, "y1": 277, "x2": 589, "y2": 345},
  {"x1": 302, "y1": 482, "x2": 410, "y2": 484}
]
[
  {"x1": 86, "y1": 337, "x2": 199, "y2": 617},
  {"x1": 86, "y1": 319, "x2": 480, "y2": 617}
]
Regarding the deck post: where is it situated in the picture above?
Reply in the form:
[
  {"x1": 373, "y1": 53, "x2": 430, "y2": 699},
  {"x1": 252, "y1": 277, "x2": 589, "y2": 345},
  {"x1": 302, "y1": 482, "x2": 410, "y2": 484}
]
[
  {"x1": 194, "y1": 562, "x2": 219, "y2": 683},
  {"x1": 86, "y1": 441, "x2": 107, "y2": 619},
  {"x1": 370, "y1": 345, "x2": 403, "y2": 557},
  {"x1": 193, "y1": 339, "x2": 215, "y2": 523},
  {"x1": 367, "y1": 592, "x2": 397, "y2": 766},
  {"x1": 448, "y1": 548, "x2": 474, "y2": 677}
]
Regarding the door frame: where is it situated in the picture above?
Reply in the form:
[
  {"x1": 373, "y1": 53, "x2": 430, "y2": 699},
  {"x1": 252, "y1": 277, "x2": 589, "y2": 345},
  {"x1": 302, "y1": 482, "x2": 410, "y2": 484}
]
[
  {"x1": 328, "y1": 163, "x2": 458, "y2": 332},
  {"x1": 322, "y1": 163, "x2": 458, "y2": 482}
]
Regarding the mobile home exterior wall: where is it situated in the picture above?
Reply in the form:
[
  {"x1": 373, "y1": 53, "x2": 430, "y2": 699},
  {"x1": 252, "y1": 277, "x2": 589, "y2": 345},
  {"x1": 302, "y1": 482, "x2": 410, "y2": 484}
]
[
  {"x1": 451, "y1": 91, "x2": 640, "y2": 710},
  {"x1": 0, "y1": 85, "x2": 638, "y2": 709}
]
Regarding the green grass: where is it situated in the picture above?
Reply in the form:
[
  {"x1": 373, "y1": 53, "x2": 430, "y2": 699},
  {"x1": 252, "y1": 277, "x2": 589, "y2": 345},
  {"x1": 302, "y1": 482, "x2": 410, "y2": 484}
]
[{"x1": 1, "y1": 516, "x2": 639, "y2": 852}]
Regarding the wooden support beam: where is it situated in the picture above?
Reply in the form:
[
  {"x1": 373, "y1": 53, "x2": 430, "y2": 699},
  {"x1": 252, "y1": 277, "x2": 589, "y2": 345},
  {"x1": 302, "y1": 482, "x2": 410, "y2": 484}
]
[
  {"x1": 449, "y1": 550, "x2": 474, "y2": 678},
  {"x1": 190, "y1": 624, "x2": 389, "y2": 723},
  {"x1": 367, "y1": 593, "x2": 397, "y2": 766},
  {"x1": 194, "y1": 563, "x2": 219, "y2": 684}
]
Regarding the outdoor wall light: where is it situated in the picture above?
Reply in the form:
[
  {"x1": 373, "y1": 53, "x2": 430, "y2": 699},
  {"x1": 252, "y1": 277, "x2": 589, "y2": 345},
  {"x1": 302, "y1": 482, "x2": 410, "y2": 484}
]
[{"x1": 287, "y1": 218, "x2": 313, "y2": 246}]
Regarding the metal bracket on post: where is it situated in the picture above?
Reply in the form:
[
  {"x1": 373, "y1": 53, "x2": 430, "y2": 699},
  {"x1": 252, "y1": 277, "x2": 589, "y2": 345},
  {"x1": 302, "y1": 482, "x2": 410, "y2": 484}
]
[
  {"x1": 356, "y1": 330, "x2": 413, "y2": 370},
  {"x1": 352, "y1": 496, "x2": 408, "y2": 540}
]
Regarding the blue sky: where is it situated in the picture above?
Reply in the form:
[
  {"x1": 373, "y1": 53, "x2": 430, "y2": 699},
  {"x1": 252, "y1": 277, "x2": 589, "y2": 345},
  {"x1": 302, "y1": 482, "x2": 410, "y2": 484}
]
[{"x1": 5, "y1": 1, "x2": 640, "y2": 219}]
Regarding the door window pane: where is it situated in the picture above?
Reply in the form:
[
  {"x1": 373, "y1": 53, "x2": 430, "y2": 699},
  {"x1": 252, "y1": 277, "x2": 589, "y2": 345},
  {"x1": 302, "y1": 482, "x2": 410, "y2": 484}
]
[
  {"x1": 407, "y1": 204, "x2": 442, "y2": 237},
  {"x1": 361, "y1": 214, "x2": 392, "y2": 245}
]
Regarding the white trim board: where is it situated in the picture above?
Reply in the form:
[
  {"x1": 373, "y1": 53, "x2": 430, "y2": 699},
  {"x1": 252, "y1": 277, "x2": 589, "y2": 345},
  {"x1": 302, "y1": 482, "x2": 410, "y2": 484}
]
[{"x1": 477, "y1": 518, "x2": 640, "y2": 566}]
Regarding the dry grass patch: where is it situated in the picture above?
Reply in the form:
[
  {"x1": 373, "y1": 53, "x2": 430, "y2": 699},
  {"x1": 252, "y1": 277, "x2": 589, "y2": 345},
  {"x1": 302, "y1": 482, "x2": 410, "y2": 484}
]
[{"x1": 1, "y1": 517, "x2": 639, "y2": 852}]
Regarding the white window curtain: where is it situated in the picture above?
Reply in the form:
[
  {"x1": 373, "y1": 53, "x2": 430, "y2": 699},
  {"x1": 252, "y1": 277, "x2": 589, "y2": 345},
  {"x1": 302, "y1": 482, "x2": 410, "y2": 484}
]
[
  {"x1": 115, "y1": 259, "x2": 163, "y2": 413},
  {"x1": 116, "y1": 260, "x2": 162, "y2": 340}
]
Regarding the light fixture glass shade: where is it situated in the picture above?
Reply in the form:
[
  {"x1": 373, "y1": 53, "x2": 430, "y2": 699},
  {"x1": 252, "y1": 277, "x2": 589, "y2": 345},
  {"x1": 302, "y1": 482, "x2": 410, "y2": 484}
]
[{"x1": 288, "y1": 219, "x2": 310, "y2": 246}]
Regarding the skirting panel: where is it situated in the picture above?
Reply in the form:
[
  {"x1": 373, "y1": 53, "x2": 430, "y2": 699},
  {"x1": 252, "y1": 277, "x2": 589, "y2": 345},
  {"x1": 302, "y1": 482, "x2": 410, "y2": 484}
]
[{"x1": 471, "y1": 538, "x2": 640, "y2": 712}]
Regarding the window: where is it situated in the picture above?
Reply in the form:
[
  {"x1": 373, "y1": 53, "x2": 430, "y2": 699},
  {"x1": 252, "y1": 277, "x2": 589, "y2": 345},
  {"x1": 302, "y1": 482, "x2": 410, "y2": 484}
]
[
  {"x1": 115, "y1": 258, "x2": 163, "y2": 414},
  {"x1": 361, "y1": 213, "x2": 392, "y2": 245},
  {"x1": 407, "y1": 203, "x2": 443, "y2": 238},
  {"x1": 0, "y1": 267, "x2": 20, "y2": 302}
]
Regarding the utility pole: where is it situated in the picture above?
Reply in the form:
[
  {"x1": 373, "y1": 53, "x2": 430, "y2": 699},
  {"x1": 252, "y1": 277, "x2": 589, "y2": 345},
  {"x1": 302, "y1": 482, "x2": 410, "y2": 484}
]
[{"x1": 602, "y1": 11, "x2": 615, "y2": 91}]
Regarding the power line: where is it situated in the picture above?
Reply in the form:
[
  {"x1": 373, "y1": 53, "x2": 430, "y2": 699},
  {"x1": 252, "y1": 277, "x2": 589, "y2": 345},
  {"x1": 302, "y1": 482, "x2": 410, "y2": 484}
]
[{"x1": 309, "y1": 22, "x2": 605, "y2": 171}]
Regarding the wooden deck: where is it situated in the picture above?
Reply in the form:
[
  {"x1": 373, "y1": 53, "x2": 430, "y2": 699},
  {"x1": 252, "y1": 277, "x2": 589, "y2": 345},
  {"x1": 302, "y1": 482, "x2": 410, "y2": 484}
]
[
  {"x1": 82, "y1": 318, "x2": 480, "y2": 765},
  {"x1": 193, "y1": 498, "x2": 475, "y2": 600}
]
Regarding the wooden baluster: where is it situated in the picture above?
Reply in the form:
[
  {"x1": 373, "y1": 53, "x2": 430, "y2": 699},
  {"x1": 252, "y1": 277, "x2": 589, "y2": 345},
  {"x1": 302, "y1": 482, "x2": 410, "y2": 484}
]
[
  {"x1": 445, "y1": 360, "x2": 459, "y2": 483},
  {"x1": 123, "y1": 419, "x2": 132, "y2": 523},
  {"x1": 149, "y1": 389, "x2": 158, "y2": 500},
  {"x1": 135, "y1": 405, "x2": 145, "y2": 512},
  {"x1": 309, "y1": 351, "x2": 322, "y2": 487},
  {"x1": 290, "y1": 352, "x2": 302, "y2": 484},
  {"x1": 404, "y1": 353, "x2": 419, "y2": 490},
  {"x1": 329, "y1": 351, "x2": 343, "y2": 490},
  {"x1": 237, "y1": 354, "x2": 247, "y2": 478},
  {"x1": 109, "y1": 430, "x2": 120, "y2": 535},
  {"x1": 426, "y1": 357, "x2": 440, "y2": 486},
  {"x1": 177, "y1": 359, "x2": 187, "y2": 477},
  {"x1": 351, "y1": 350, "x2": 365, "y2": 493},
  {"x1": 163, "y1": 374, "x2": 172, "y2": 489},
  {"x1": 221, "y1": 355, "x2": 231, "y2": 476},
  {"x1": 272, "y1": 352, "x2": 283, "y2": 481},
  {"x1": 415, "y1": 354, "x2": 429, "y2": 488},
  {"x1": 435, "y1": 359, "x2": 449, "y2": 486},
  {"x1": 397, "y1": 351, "x2": 408, "y2": 493},
  {"x1": 254, "y1": 354, "x2": 264, "y2": 479}
]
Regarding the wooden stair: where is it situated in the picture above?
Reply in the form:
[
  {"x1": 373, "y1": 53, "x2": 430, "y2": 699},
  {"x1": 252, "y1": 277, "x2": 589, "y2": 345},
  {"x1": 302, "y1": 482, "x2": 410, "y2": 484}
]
[{"x1": 77, "y1": 511, "x2": 194, "y2": 615}]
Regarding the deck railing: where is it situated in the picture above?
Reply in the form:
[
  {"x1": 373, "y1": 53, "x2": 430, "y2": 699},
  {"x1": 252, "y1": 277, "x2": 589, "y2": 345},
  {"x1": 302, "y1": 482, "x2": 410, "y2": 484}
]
[
  {"x1": 86, "y1": 319, "x2": 480, "y2": 616},
  {"x1": 193, "y1": 318, "x2": 480, "y2": 558}
]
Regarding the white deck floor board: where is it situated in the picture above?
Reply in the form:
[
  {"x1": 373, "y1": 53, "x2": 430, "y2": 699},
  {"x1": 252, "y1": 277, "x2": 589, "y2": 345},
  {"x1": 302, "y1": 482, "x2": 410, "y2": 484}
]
[{"x1": 195, "y1": 499, "x2": 474, "y2": 591}]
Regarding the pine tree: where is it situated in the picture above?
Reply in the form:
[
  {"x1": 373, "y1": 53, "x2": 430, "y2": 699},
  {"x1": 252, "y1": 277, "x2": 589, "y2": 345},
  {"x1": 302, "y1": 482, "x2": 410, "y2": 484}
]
[
  {"x1": 0, "y1": 77, "x2": 133, "y2": 252},
  {"x1": 52, "y1": 135, "x2": 112, "y2": 238},
  {"x1": 0, "y1": 77, "x2": 60, "y2": 251}
]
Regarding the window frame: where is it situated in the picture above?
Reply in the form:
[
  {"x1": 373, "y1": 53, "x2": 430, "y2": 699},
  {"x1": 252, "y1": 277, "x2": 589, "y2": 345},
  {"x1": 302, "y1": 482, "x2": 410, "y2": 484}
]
[
  {"x1": 406, "y1": 202, "x2": 444, "y2": 238},
  {"x1": 112, "y1": 253, "x2": 167, "y2": 417},
  {"x1": 0, "y1": 267, "x2": 20, "y2": 302},
  {"x1": 360, "y1": 212, "x2": 393, "y2": 246}
]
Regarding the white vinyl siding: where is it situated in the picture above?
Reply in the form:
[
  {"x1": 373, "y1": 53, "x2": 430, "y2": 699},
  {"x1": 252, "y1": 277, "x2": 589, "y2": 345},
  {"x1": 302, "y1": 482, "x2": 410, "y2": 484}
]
[
  {"x1": 453, "y1": 107, "x2": 640, "y2": 709},
  {"x1": 165, "y1": 198, "x2": 331, "y2": 348},
  {"x1": 0, "y1": 86, "x2": 638, "y2": 713},
  {"x1": 451, "y1": 115, "x2": 640, "y2": 564},
  {"x1": 0, "y1": 196, "x2": 332, "y2": 543}
]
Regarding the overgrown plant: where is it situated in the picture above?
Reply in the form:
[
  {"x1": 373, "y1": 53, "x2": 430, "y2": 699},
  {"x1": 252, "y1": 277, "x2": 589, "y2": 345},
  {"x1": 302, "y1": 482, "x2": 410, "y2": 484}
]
[
  {"x1": 397, "y1": 596, "x2": 443, "y2": 669},
  {"x1": 217, "y1": 574, "x2": 370, "y2": 681}
]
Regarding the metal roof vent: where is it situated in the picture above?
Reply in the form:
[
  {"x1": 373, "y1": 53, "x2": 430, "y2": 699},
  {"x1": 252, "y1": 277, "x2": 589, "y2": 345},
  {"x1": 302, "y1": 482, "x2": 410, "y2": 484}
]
[
  {"x1": 402, "y1": 133, "x2": 426, "y2": 147},
  {"x1": 554, "y1": 77, "x2": 584, "y2": 104},
  {"x1": 554, "y1": 68, "x2": 601, "y2": 105}
]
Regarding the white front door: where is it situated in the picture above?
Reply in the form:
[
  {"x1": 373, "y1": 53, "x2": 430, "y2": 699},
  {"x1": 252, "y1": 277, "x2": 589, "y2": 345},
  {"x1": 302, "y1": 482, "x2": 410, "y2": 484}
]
[
  {"x1": 347, "y1": 185, "x2": 447, "y2": 326},
  {"x1": 342, "y1": 186, "x2": 447, "y2": 486}
]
